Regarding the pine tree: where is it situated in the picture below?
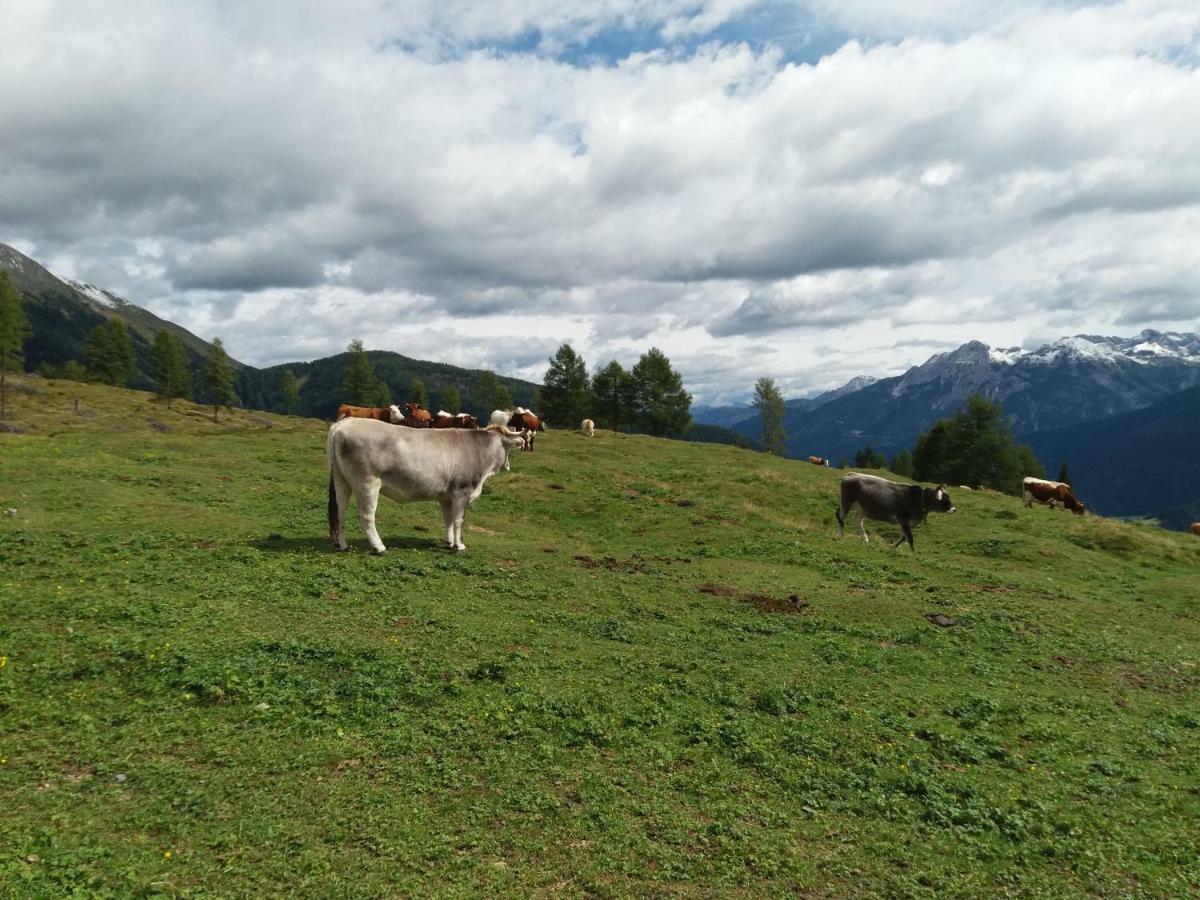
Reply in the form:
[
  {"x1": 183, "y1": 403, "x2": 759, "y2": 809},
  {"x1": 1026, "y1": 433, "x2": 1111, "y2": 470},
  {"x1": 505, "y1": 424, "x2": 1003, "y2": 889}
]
[
  {"x1": 890, "y1": 449, "x2": 915, "y2": 477},
  {"x1": 479, "y1": 370, "x2": 512, "y2": 411},
  {"x1": 0, "y1": 272, "x2": 30, "y2": 419},
  {"x1": 202, "y1": 338, "x2": 236, "y2": 422},
  {"x1": 853, "y1": 446, "x2": 887, "y2": 468},
  {"x1": 342, "y1": 339, "x2": 377, "y2": 406},
  {"x1": 151, "y1": 330, "x2": 190, "y2": 409},
  {"x1": 752, "y1": 377, "x2": 787, "y2": 455},
  {"x1": 440, "y1": 384, "x2": 461, "y2": 413},
  {"x1": 280, "y1": 369, "x2": 301, "y2": 415},
  {"x1": 373, "y1": 380, "x2": 393, "y2": 408},
  {"x1": 629, "y1": 347, "x2": 692, "y2": 437},
  {"x1": 410, "y1": 378, "x2": 429, "y2": 409},
  {"x1": 912, "y1": 394, "x2": 1044, "y2": 493},
  {"x1": 541, "y1": 344, "x2": 591, "y2": 427},
  {"x1": 1057, "y1": 461, "x2": 1071, "y2": 485},
  {"x1": 590, "y1": 360, "x2": 633, "y2": 431},
  {"x1": 83, "y1": 319, "x2": 137, "y2": 386}
]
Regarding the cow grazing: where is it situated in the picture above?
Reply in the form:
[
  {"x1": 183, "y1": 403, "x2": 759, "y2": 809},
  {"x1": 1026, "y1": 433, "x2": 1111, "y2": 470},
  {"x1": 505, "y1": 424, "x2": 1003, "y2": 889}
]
[
  {"x1": 1189, "y1": 522, "x2": 1200, "y2": 537},
  {"x1": 807, "y1": 456, "x2": 829, "y2": 467},
  {"x1": 336, "y1": 403, "x2": 406, "y2": 425},
  {"x1": 327, "y1": 418, "x2": 528, "y2": 554},
  {"x1": 1022, "y1": 477, "x2": 1086, "y2": 515},
  {"x1": 836, "y1": 473, "x2": 956, "y2": 551},
  {"x1": 508, "y1": 408, "x2": 543, "y2": 451},
  {"x1": 581, "y1": 418, "x2": 595, "y2": 437}
]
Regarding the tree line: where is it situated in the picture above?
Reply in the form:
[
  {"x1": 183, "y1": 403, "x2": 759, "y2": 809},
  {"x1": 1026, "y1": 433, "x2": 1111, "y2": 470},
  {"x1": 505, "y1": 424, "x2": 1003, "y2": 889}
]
[
  {"x1": 538, "y1": 344, "x2": 692, "y2": 436},
  {"x1": 0, "y1": 272, "x2": 239, "y2": 421}
]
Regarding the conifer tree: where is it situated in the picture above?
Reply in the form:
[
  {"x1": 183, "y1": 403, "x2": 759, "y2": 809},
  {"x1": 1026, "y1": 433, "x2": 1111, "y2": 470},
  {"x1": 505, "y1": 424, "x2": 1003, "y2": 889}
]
[
  {"x1": 541, "y1": 344, "x2": 591, "y2": 427},
  {"x1": 0, "y1": 271, "x2": 30, "y2": 419},
  {"x1": 151, "y1": 330, "x2": 190, "y2": 409},
  {"x1": 479, "y1": 370, "x2": 512, "y2": 411},
  {"x1": 342, "y1": 339, "x2": 377, "y2": 406},
  {"x1": 440, "y1": 384, "x2": 461, "y2": 413},
  {"x1": 1057, "y1": 461, "x2": 1071, "y2": 485},
  {"x1": 280, "y1": 369, "x2": 301, "y2": 415},
  {"x1": 410, "y1": 378, "x2": 428, "y2": 409},
  {"x1": 912, "y1": 394, "x2": 1044, "y2": 493},
  {"x1": 590, "y1": 360, "x2": 635, "y2": 431},
  {"x1": 752, "y1": 377, "x2": 787, "y2": 455},
  {"x1": 202, "y1": 338, "x2": 236, "y2": 422},
  {"x1": 83, "y1": 318, "x2": 137, "y2": 386},
  {"x1": 629, "y1": 347, "x2": 692, "y2": 437}
]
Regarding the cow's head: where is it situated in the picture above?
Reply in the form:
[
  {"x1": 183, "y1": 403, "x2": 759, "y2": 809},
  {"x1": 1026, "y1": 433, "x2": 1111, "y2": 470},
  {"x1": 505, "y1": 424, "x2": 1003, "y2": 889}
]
[{"x1": 930, "y1": 484, "x2": 956, "y2": 514}]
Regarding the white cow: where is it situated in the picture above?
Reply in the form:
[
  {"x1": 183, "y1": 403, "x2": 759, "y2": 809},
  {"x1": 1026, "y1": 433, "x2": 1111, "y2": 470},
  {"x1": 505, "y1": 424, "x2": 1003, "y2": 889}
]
[
  {"x1": 327, "y1": 418, "x2": 528, "y2": 554},
  {"x1": 488, "y1": 409, "x2": 511, "y2": 428},
  {"x1": 581, "y1": 418, "x2": 595, "y2": 437}
]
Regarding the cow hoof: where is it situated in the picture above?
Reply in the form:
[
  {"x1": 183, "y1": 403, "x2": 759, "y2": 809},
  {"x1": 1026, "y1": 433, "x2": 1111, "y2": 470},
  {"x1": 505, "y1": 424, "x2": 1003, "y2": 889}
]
[
  {"x1": 372, "y1": 548, "x2": 388, "y2": 556},
  {"x1": 334, "y1": 545, "x2": 350, "y2": 553}
]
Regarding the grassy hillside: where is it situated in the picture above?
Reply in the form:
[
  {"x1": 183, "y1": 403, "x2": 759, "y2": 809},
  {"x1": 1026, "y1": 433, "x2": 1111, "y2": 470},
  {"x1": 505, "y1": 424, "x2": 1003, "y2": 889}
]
[{"x1": 2, "y1": 377, "x2": 1198, "y2": 897}]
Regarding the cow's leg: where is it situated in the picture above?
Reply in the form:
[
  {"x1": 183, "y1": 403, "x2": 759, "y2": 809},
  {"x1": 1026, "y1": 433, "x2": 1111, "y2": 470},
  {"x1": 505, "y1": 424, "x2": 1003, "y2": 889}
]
[
  {"x1": 356, "y1": 478, "x2": 387, "y2": 555},
  {"x1": 893, "y1": 522, "x2": 915, "y2": 551},
  {"x1": 449, "y1": 491, "x2": 470, "y2": 551},
  {"x1": 835, "y1": 502, "x2": 849, "y2": 537},
  {"x1": 857, "y1": 513, "x2": 869, "y2": 543},
  {"x1": 330, "y1": 470, "x2": 353, "y2": 551}
]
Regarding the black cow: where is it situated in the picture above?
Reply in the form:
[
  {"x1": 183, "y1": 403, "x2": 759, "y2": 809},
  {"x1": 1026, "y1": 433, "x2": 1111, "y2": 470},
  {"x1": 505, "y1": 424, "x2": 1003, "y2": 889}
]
[{"x1": 835, "y1": 473, "x2": 956, "y2": 551}]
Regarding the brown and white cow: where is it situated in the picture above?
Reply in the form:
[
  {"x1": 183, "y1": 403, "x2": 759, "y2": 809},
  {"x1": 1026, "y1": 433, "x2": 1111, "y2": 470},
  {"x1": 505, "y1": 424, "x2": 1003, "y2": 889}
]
[
  {"x1": 336, "y1": 403, "x2": 405, "y2": 424},
  {"x1": 327, "y1": 418, "x2": 528, "y2": 554},
  {"x1": 807, "y1": 455, "x2": 829, "y2": 467},
  {"x1": 508, "y1": 407, "x2": 543, "y2": 451},
  {"x1": 1190, "y1": 522, "x2": 1200, "y2": 537},
  {"x1": 1022, "y1": 477, "x2": 1086, "y2": 515},
  {"x1": 581, "y1": 418, "x2": 595, "y2": 437}
]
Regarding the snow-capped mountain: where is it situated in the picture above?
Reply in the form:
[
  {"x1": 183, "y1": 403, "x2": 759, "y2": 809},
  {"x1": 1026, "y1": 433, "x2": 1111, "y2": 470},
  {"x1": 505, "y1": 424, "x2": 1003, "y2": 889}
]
[{"x1": 729, "y1": 331, "x2": 1200, "y2": 463}]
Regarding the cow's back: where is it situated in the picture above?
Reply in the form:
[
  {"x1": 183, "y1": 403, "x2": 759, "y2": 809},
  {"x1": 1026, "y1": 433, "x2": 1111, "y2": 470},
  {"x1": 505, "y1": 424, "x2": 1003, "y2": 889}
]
[
  {"x1": 842, "y1": 473, "x2": 920, "y2": 521},
  {"x1": 329, "y1": 418, "x2": 503, "y2": 500}
]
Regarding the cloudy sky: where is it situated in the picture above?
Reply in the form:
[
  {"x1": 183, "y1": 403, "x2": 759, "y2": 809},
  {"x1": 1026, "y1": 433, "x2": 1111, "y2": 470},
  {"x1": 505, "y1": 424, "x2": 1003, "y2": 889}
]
[{"x1": 3, "y1": 0, "x2": 1199, "y2": 402}]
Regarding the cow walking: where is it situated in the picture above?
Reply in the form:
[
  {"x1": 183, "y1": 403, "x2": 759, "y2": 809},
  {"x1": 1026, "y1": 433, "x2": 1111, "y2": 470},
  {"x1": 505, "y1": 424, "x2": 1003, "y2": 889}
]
[
  {"x1": 327, "y1": 418, "x2": 527, "y2": 554},
  {"x1": 581, "y1": 418, "x2": 595, "y2": 437},
  {"x1": 836, "y1": 473, "x2": 956, "y2": 551}
]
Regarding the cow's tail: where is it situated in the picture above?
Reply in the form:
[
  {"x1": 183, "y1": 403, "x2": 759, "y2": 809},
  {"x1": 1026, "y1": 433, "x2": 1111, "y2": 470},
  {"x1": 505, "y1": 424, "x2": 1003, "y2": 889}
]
[{"x1": 328, "y1": 472, "x2": 339, "y2": 542}]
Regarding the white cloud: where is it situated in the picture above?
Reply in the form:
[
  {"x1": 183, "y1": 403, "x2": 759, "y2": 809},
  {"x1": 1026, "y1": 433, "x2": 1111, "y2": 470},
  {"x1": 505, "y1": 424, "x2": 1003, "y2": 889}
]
[{"x1": 2, "y1": 0, "x2": 1199, "y2": 402}]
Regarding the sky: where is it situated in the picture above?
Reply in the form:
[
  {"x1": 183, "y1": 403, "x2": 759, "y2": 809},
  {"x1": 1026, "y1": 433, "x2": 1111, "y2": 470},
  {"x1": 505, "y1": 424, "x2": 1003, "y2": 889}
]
[{"x1": 2, "y1": 0, "x2": 1199, "y2": 403}]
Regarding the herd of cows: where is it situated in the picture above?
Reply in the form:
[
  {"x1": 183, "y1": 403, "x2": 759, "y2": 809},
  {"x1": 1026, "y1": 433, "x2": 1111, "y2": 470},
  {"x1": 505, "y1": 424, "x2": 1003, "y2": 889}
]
[{"x1": 327, "y1": 403, "x2": 1199, "y2": 553}]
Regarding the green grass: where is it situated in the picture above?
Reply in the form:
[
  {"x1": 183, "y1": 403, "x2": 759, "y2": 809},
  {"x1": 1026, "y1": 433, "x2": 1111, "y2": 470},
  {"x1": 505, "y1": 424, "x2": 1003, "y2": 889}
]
[{"x1": 2, "y1": 376, "x2": 1199, "y2": 897}]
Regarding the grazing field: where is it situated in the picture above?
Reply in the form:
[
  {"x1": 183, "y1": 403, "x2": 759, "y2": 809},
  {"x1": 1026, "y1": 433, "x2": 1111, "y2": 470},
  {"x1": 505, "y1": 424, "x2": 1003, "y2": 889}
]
[{"x1": 2, "y1": 377, "x2": 1199, "y2": 897}]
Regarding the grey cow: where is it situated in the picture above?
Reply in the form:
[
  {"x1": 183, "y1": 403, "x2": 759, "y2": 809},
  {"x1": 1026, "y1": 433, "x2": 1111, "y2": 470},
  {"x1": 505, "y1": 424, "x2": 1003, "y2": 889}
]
[
  {"x1": 327, "y1": 418, "x2": 528, "y2": 554},
  {"x1": 835, "y1": 472, "x2": 956, "y2": 551}
]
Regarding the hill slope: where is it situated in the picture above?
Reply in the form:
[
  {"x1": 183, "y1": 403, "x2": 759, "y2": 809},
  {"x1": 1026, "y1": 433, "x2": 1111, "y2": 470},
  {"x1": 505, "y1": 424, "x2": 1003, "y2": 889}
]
[
  {"x1": 1022, "y1": 384, "x2": 1200, "y2": 529},
  {"x1": 2, "y1": 377, "x2": 1197, "y2": 896}
]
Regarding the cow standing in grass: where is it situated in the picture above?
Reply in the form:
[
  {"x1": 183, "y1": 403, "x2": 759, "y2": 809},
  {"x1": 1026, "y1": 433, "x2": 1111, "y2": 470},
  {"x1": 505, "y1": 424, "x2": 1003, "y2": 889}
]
[
  {"x1": 327, "y1": 418, "x2": 528, "y2": 554},
  {"x1": 836, "y1": 473, "x2": 956, "y2": 551}
]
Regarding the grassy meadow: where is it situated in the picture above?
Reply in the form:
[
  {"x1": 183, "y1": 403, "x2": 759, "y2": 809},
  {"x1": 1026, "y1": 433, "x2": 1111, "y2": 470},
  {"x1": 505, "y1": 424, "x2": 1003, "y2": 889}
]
[{"x1": 2, "y1": 376, "x2": 1199, "y2": 897}]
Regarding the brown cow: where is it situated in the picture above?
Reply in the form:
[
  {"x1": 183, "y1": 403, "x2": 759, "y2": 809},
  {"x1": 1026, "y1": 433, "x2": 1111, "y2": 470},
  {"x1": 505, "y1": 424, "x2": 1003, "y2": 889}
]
[
  {"x1": 1190, "y1": 522, "x2": 1200, "y2": 537},
  {"x1": 1022, "y1": 477, "x2": 1086, "y2": 514},
  {"x1": 807, "y1": 456, "x2": 830, "y2": 467},
  {"x1": 403, "y1": 402, "x2": 433, "y2": 427},
  {"x1": 507, "y1": 407, "x2": 542, "y2": 451},
  {"x1": 336, "y1": 403, "x2": 405, "y2": 424}
]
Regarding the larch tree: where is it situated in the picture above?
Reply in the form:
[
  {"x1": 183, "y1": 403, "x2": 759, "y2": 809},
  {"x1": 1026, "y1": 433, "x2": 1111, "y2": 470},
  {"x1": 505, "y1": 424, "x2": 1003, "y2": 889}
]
[
  {"x1": 752, "y1": 377, "x2": 787, "y2": 455},
  {"x1": 410, "y1": 378, "x2": 429, "y2": 409},
  {"x1": 341, "y1": 339, "x2": 378, "y2": 406},
  {"x1": 151, "y1": 330, "x2": 191, "y2": 409},
  {"x1": 83, "y1": 318, "x2": 137, "y2": 386},
  {"x1": 202, "y1": 338, "x2": 237, "y2": 422},
  {"x1": 480, "y1": 370, "x2": 513, "y2": 411},
  {"x1": 440, "y1": 384, "x2": 461, "y2": 413},
  {"x1": 280, "y1": 369, "x2": 301, "y2": 415},
  {"x1": 0, "y1": 271, "x2": 30, "y2": 419}
]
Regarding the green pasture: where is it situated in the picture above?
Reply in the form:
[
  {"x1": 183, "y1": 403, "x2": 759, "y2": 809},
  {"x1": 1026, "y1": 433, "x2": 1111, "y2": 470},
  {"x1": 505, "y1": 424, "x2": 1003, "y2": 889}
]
[{"x1": 1, "y1": 378, "x2": 1198, "y2": 897}]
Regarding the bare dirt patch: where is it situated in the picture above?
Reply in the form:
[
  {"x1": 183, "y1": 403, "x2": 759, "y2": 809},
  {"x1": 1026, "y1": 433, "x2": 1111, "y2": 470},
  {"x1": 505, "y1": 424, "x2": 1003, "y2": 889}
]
[{"x1": 696, "y1": 583, "x2": 809, "y2": 614}]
